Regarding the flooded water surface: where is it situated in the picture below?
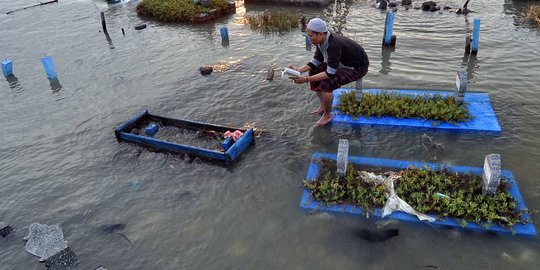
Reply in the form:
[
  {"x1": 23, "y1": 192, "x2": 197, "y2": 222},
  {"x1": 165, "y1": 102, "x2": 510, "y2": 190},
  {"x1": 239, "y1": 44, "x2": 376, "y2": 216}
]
[{"x1": 1, "y1": 0, "x2": 539, "y2": 269}]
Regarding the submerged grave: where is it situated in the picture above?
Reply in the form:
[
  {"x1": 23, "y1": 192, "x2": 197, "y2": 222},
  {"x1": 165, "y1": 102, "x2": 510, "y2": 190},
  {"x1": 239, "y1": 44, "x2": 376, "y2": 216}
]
[
  {"x1": 115, "y1": 110, "x2": 255, "y2": 164},
  {"x1": 300, "y1": 152, "x2": 536, "y2": 237}
]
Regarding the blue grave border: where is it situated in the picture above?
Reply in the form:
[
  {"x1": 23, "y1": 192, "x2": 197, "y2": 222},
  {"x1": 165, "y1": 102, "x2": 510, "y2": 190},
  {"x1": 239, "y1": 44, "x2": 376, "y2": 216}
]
[
  {"x1": 300, "y1": 152, "x2": 536, "y2": 237},
  {"x1": 331, "y1": 88, "x2": 501, "y2": 132}
]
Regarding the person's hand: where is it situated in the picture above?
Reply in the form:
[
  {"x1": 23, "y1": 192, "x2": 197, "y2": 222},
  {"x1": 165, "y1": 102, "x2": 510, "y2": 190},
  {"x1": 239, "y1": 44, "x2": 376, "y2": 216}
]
[{"x1": 291, "y1": 76, "x2": 308, "y2": 84}]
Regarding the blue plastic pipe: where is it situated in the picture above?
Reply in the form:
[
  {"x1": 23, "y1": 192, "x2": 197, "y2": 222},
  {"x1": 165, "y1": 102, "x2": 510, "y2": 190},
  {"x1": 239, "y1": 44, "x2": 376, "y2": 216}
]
[
  {"x1": 2, "y1": 59, "x2": 13, "y2": 77},
  {"x1": 384, "y1": 12, "x2": 395, "y2": 46},
  {"x1": 220, "y1": 26, "x2": 229, "y2": 42},
  {"x1": 471, "y1": 18, "x2": 480, "y2": 53},
  {"x1": 41, "y1": 55, "x2": 57, "y2": 80}
]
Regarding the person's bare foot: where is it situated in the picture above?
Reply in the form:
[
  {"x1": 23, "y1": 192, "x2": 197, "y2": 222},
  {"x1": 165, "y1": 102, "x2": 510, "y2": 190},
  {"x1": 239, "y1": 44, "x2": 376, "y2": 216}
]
[
  {"x1": 315, "y1": 114, "x2": 333, "y2": 126},
  {"x1": 310, "y1": 107, "x2": 324, "y2": 115}
]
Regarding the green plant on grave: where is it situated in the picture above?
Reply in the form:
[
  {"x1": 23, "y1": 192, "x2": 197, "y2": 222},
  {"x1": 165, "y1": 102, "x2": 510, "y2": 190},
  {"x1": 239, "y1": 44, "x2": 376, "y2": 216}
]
[
  {"x1": 304, "y1": 160, "x2": 534, "y2": 229},
  {"x1": 303, "y1": 164, "x2": 386, "y2": 212},
  {"x1": 245, "y1": 9, "x2": 301, "y2": 33},
  {"x1": 337, "y1": 91, "x2": 472, "y2": 124}
]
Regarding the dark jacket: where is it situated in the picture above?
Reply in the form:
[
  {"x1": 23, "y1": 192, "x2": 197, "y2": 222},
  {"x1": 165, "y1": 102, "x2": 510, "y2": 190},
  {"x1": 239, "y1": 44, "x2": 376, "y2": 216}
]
[{"x1": 307, "y1": 33, "x2": 369, "y2": 77}]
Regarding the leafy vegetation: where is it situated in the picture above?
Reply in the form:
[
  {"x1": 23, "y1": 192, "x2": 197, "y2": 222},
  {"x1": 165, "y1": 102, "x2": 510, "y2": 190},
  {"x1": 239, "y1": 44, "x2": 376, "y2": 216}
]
[
  {"x1": 525, "y1": 5, "x2": 540, "y2": 25},
  {"x1": 337, "y1": 91, "x2": 472, "y2": 124},
  {"x1": 304, "y1": 160, "x2": 532, "y2": 229},
  {"x1": 137, "y1": 0, "x2": 230, "y2": 23},
  {"x1": 245, "y1": 9, "x2": 301, "y2": 33},
  {"x1": 303, "y1": 164, "x2": 386, "y2": 213}
]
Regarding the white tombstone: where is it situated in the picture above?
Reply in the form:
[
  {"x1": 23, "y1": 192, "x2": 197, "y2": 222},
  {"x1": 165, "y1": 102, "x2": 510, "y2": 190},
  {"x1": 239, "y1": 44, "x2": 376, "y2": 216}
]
[
  {"x1": 355, "y1": 79, "x2": 363, "y2": 103},
  {"x1": 454, "y1": 69, "x2": 467, "y2": 103},
  {"x1": 337, "y1": 139, "x2": 349, "y2": 178},
  {"x1": 482, "y1": 154, "x2": 501, "y2": 195}
]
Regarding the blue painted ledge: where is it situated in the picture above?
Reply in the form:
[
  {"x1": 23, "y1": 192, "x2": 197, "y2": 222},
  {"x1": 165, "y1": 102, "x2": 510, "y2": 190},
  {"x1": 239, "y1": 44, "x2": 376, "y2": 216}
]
[
  {"x1": 300, "y1": 152, "x2": 536, "y2": 237},
  {"x1": 331, "y1": 88, "x2": 501, "y2": 132}
]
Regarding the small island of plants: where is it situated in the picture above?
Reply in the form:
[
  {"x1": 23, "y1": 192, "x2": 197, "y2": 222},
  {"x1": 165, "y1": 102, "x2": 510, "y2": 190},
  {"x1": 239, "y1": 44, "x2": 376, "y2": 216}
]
[
  {"x1": 304, "y1": 160, "x2": 532, "y2": 229},
  {"x1": 136, "y1": 0, "x2": 235, "y2": 23},
  {"x1": 525, "y1": 5, "x2": 540, "y2": 25},
  {"x1": 337, "y1": 91, "x2": 472, "y2": 124}
]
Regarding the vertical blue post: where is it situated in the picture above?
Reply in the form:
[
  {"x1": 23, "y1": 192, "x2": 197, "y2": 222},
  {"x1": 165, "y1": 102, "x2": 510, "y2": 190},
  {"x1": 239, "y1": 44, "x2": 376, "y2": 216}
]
[
  {"x1": 41, "y1": 55, "x2": 57, "y2": 80},
  {"x1": 305, "y1": 34, "x2": 311, "y2": 47},
  {"x1": 471, "y1": 18, "x2": 480, "y2": 53},
  {"x1": 2, "y1": 59, "x2": 13, "y2": 77},
  {"x1": 384, "y1": 12, "x2": 395, "y2": 46},
  {"x1": 220, "y1": 26, "x2": 229, "y2": 42}
]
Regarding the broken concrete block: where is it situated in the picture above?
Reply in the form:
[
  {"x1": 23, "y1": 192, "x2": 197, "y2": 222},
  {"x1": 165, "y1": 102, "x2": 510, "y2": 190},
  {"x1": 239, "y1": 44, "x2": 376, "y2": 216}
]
[{"x1": 24, "y1": 223, "x2": 67, "y2": 261}]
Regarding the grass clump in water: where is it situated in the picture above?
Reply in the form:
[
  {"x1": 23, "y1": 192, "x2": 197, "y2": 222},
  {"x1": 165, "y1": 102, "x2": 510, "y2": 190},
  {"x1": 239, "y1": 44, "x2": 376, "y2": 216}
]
[
  {"x1": 525, "y1": 5, "x2": 540, "y2": 25},
  {"x1": 337, "y1": 91, "x2": 472, "y2": 124},
  {"x1": 137, "y1": 0, "x2": 230, "y2": 23},
  {"x1": 245, "y1": 9, "x2": 301, "y2": 33},
  {"x1": 304, "y1": 160, "x2": 533, "y2": 229}
]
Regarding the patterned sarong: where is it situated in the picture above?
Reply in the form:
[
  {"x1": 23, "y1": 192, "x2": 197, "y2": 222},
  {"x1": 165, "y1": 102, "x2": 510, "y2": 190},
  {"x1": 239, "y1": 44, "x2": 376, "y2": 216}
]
[{"x1": 309, "y1": 63, "x2": 368, "y2": 92}]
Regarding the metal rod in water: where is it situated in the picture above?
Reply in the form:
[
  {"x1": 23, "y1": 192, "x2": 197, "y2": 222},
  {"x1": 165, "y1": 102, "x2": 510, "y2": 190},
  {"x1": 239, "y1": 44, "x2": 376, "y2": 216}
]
[{"x1": 6, "y1": 0, "x2": 58, "y2": 15}]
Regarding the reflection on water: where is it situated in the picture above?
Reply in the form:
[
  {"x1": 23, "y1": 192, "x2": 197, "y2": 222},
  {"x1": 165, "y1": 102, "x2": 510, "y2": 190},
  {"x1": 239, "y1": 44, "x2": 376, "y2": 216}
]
[
  {"x1": 5, "y1": 74, "x2": 19, "y2": 88},
  {"x1": 461, "y1": 53, "x2": 479, "y2": 82},
  {"x1": 380, "y1": 46, "x2": 394, "y2": 74},
  {"x1": 103, "y1": 31, "x2": 115, "y2": 49},
  {"x1": 49, "y1": 77, "x2": 63, "y2": 92}
]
